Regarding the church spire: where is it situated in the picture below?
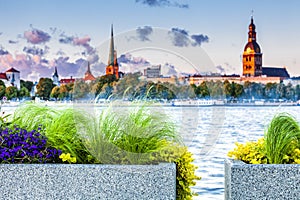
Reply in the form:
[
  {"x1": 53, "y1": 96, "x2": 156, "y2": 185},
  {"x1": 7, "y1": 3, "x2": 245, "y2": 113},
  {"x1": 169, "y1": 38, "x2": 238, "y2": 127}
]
[
  {"x1": 105, "y1": 24, "x2": 119, "y2": 79},
  {"x1": 108, "y1": 24, "x2": 115, "y2": 66},
  {"x1": 248, "y1": 15, "x2": 256, "y2": 42},
  {"x1": 53, "y1": 66, "x2": 58, "y2": 77},
  {"x1": 86, "y1": 61, "x2": 91, "y2": 73}
]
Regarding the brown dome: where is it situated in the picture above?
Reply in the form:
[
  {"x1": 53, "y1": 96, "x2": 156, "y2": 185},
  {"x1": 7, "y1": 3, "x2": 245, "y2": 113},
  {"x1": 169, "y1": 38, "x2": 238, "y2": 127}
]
[{"x1": 244, "y1": 41, "x2": 261, "y2": 53}]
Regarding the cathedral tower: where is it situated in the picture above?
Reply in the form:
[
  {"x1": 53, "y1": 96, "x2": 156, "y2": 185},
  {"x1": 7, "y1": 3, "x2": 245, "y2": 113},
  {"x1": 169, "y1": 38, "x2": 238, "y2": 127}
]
[
  {"x1": 84, "y1": 61, "x2": 96, "y2": 81},
  {"x1": 105, "y1": 25, "x2": 119, "y2": 79},
  {"x1": 242, "y1": 16, "x2": 262, "y2": 77}
]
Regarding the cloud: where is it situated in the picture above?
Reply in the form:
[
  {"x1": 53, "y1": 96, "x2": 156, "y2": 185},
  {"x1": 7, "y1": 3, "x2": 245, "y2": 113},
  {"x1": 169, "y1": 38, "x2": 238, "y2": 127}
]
[
  {"x1": 0, "y1": 47, "x2": 9, "y2": 55},
  {"x1": 24, "y1": 28, "x2": 51, "y2": 44},
  {"x1": 8, "y1": 40, "x2": 18, "y2": 44},
  {"x1": 216, "y1": 65, "x2": 225, "y2": 74},
  {"x1": 23, "y1": 46, "x2": 46, "y2": 56},
  {"x1": 0, "y1": 32, "x2": 2, "y2": 36},
  {"x1": 59, "y1": 36, "x2": 74, "y2": 44},
  {"x1": 169, "y1": 27, "x2": 209, "y2": 47},
  {"x1": 87, "y1": 54, "x2": 99, "y2": 64},
  {"x1": 135, "y1": 0, "x2": 188, "y2": 8},
  {"x1": 136, "y1": 26, "x2": 153, "y2": 41},
  {"x1": 74, "y1": 36, "x2": 95, "y2": 54},
  {"x1": 118, "y1": 53, "x2": 150, "y2": 65},
  {"x1": 191, "y1": 34, "x2": 209, "y2": 46},
  {"x1": 169, "y1": 28, "x2": 190, "y2": 47},
  {"x1": 73, "y1": 36, "x2": 91, "y2": 46},
  {"x1": 54, "y1": 56, "x2": 81, "y2": 77}
]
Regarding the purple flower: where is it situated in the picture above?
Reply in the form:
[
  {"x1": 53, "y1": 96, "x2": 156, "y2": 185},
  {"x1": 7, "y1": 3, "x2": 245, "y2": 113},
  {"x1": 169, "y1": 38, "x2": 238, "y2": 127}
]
[{"x1": 0, "y1": 126, "x2": 62, "y2": 164}]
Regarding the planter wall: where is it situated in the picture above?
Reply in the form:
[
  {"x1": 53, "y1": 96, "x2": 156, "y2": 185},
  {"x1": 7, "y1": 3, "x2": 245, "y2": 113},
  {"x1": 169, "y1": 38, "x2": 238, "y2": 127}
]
[
  {"x1": 0, "y1": 163, "x2": 176, "y2": 200},
  {"x1": 225, "y1": 158, "x2": 300, "y2": 200}
]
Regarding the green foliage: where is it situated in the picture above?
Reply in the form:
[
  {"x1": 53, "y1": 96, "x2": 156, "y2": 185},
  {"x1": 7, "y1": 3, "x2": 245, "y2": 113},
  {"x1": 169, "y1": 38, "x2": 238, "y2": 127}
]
[
  {"x1": 151, "y1": 145, "x2": 200, "y2": 200},
  {"x1": 18, "y1": 86, "x2": 30, "y2": 98},
  {"x1": 265, "y1": 113, "x2": 300, "y2": 164},
  {"x1": 8, "y1": 102, "x2": 199, "y2": 198},
  {"x1": 93, "y1": 74, "x2": 117, "y2": 97},
  {"x1": 36, "y1": 78, "x2": 55, "y2": 99},
  {"x1": 50, "y1": 86, "x2": 60, "y2": 99},
  {"x1": 80, "y1": 104, "x2": 200, "y2": 198},
  {"x1": 228, "y1": 112, "x2": 300, "y2": 165},
  {"x1": 73, "y1": 79, "x2": 93, "y2": 99},
  {"x1": 82, "y1": 105, "x2": 179, "y2": 164},
  {"x1": 0, "y1": 80, "x2": 6, "y2": 99},
  {"x1": 5, "y1": 86, "x2": 18, "y2": 100},
  {"x1": 20, "y1": 80, "x2": 34, "y2": 93},
  {"x1": 10, "y1": 103, "x2": 95, "y2": 163},
  {"x1": 228, "y1": 138, "x2": 267, "y2": 164}
]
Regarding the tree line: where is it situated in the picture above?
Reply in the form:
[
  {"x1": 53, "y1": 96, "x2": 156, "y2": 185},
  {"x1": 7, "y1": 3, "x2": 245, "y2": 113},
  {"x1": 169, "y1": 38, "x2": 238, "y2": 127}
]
[
  {"x1": 4, "y1": 73, "x2": 300, "y2": 102},
  {"x1": 0, "y1": 80, "x2": 33, "y2": 100}
]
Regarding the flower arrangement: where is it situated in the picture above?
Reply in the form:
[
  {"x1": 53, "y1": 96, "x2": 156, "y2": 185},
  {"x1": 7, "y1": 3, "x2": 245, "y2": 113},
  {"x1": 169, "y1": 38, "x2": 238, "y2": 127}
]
[
  {"x1": 0, "y1": 126, "x2": 62, "y2": 163},
  {"x1": 0, "y1": 103, "x2": 199, "y2": 200},
  {"x1": 228, "y1": 112, "x2": 300, "y2": 164}
]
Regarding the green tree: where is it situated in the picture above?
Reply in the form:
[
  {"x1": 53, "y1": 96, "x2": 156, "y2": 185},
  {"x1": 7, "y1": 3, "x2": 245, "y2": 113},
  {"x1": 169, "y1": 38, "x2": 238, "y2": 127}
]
[
  {"x1": 21, "y1": 80, "x2": 34, "y2": 92},
  {"x1": 5, "y1": 86, "x2": 18, "y2": 100},
  {"x1": 198, "y1": 81, "x2": 210, "y2": 98},
  {"x1": 73, "y1": 79, "x2": 92, "y2": 99},
  {"x1": 112, "y1": 73, "x2": 140, "y2": 99},
  {"x1": 232, "y1": 82, "x2": 243, "y2": 98},
  {"x1": 264, "y1": 82, "x2": 277, "y2": 99},
  {"x1": 18, "y1": 86, "x2": 30, "y2": 98},
  {"x1": 0, "y1": 80, "x2": 6, "y2": 99},
  {"x1": 59, "y1": 84, "x2": 69, "y2": 99},
  {"x1": 285, "y1": 83, "x2": 295, "y2": 100},
  {"x1": 50, "y1": 86, "x2": 60, "y2": 100},
  {"x1": 36, "y1": 78, "x2": 55, "y2": 99},
  {"x1": 93, "y1": 74, "x2": 117, "y2": 97},
  {"x1": 295, "y1": 85, "x2": 300, "y2": 100}
]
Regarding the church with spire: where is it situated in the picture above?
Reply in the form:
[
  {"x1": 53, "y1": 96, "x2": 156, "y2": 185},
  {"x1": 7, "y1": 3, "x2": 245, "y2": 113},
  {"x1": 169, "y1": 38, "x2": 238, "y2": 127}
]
[
  {"x1": 242, "y1": 15, "x2": 290, "y2": 79},
  {"x1": 242, "y1": 16, "x2": 262, "y2": 77},
  {"x1": 84, "y1": 62, "x2": 96, "y2": 82},
  {"x1": 105, "y1": 25, "x2": 120, "y2": 79}
]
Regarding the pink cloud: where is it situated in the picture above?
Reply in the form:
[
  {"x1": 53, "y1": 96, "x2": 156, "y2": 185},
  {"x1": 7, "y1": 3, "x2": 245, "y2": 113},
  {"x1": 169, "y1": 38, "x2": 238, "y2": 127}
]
[
  {"x1": 24, "y1": 29, "x2": 51, "y2": 44},
  {"x1": 73, "y1": 36, "x2": 91, "y2": 45}
]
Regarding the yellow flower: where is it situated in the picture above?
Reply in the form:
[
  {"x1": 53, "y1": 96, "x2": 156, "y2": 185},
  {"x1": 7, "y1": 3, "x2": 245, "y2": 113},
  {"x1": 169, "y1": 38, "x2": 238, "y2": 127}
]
[
  {"x1": 59, "y1": 153, "x2": 77, "y2": 163},
  {"x1": 70, "y1": 157, "x2": 77, "y2": 163},
  {"x1": 59, "y1": 153, "x2": 71, "y2": 162}
]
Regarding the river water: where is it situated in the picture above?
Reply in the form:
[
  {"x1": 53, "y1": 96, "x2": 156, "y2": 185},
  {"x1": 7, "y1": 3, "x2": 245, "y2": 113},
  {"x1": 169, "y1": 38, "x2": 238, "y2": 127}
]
[
  {"x1": 163, "y1": 105, "x2": 300, "y2": 200},
  {"x1": 2, "y1": 104, "x2": 300, "y2": 200}
]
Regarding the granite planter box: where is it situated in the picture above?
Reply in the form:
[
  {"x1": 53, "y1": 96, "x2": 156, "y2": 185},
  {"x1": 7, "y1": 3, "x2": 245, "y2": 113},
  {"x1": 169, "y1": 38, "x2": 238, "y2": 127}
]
[
  {"x1": 0, "y1": 163, "x2": 176, "y2": 200},
  {"x1": 225, "y1": 158, "x2": 300, "y2": 200}
]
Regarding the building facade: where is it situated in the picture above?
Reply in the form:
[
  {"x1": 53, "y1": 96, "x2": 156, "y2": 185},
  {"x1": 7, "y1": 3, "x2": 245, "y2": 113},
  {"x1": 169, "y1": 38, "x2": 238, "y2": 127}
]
[
  {"x1": 0, "y1": 67, "x2": 21, "y2": 89},
  {"x1": 144, "y1": 65, "x2": 161, "y2": 78}
]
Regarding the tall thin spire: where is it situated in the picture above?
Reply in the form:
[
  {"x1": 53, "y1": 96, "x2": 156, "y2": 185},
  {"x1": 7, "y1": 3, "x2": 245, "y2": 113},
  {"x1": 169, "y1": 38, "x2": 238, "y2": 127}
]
[
  {"x1": 108, "y1": 24, "x2": 115, "y2": 66},
  {"x1": 248, "y1": 14, "x2": 256, "y2": 42},
  {"x1": 87, "y1": 61, "x2": 91, "y2": 73}
]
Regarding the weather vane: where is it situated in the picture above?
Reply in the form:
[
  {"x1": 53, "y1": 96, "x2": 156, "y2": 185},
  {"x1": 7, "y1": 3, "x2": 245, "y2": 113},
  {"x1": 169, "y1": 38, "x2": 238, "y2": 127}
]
[{"x1": 251, "y1": 10, "x2": 254, "y2": 17}]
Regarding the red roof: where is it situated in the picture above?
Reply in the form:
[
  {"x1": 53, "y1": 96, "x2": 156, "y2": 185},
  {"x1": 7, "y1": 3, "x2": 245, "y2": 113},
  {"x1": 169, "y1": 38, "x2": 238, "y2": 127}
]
[
  {"x1": 60, "y1": 78, "x2": 75, "y2": 84},
  {"x1": 0, "y1": 73, "x2": 8, "y2": 80},
  {"x1": 6, "y1": 67, "x2": 20, "y2": 73},
  {"x1": 84, "y1": 73, "x2": 96, "y2": 81}
]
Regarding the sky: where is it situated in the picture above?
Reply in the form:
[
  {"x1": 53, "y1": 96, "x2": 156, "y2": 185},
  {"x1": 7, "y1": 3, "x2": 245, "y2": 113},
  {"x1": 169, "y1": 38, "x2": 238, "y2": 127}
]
[{"x1": 0, "y1": 0, "x2": 300, "y2": 81}]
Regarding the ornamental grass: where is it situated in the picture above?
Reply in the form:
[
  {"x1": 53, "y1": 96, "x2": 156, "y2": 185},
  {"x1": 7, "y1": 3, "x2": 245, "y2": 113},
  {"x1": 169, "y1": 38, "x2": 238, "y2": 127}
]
[
  {"x1": 0, "y1": 102, "x2": 199, "y2": 200},
  {"x1": 228, "y1": 112, "x2": 300, "y2": 164}
]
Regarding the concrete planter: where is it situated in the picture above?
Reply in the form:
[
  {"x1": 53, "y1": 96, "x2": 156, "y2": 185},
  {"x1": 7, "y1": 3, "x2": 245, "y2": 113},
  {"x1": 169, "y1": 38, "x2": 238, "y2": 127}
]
[
  {"x1": 0, "y1": 163, "x2": 176, "y2": 200},
  {"x1": 225, "y1": 158, "x2": 300, "y2": 200}
]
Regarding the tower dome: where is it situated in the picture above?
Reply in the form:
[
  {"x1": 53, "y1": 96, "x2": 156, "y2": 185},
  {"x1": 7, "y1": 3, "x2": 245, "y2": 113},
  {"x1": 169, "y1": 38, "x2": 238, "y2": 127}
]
[
  {"x1": 242, "y1": 15, "x2": 263, "y2": 77},
  {"x1": 244, "y1": 40, "x2": 261, "y2": 53}
]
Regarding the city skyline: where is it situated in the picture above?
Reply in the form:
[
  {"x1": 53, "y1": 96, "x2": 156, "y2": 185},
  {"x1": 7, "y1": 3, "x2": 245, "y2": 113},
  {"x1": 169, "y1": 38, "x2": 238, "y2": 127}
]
[{"x1": 0, "y1": 0, "x2": 300, "y2": 81}]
